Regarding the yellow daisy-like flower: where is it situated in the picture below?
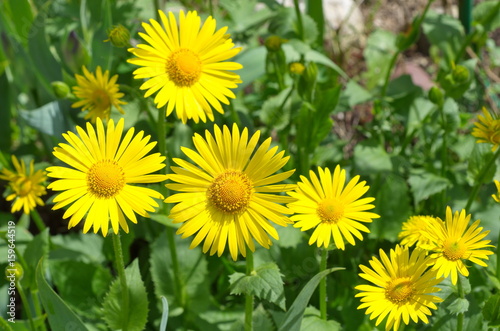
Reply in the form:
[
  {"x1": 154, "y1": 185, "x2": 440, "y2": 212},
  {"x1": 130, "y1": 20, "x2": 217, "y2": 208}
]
[
  {"x1": 128, "y1": 10, "x2": 242, "y2": 124},
  {"x1": 493, "y1": 180, "x2": 500, "y2": 203},
  {"x1": 398, "y1": 215, "x2": 442, "y2": 250},
  {"x1": 287, "y1": 166, "x2": 380, "y2": 250},
  {"x1": 471, "y1": 107, "x2": 500, "y2": 151},
  {"x1": 46, "y1": 118, "x2": 167, "y2": 236},
  {"x1": 425, "y1": 206, "x2": 494, "y2": 285},
  {"x1": 355, "y1": 245, "x2": 443, "y2": 331},
  {"x1": 0, "y1": 156, "x2": 46, "y2": 214},
  {"x1": 72, "y1": 66, "x2": 127, "y2": 123},
  {"x1": 165, "y1": 124, "x2": 295, "y2": 260}
]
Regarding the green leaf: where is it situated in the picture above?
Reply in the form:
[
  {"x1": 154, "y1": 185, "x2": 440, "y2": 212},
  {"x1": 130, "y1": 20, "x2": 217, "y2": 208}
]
[
  {"x1": 448, "y1": 298, "x2": 469, "y2": 315},
  {"x1": 406, "y1": 97, "x2": 435, "y2": 136},
  {"x1": 468, "y1": 143, "x2": 496, "y2": 184},
  {"x1": 473, "y1": 1, "x2": 500, "y2": 31},
  {"x1": 22, "y1": 229, "x2": 49, "y2": 289},
  {"x1": 277, "y1": 267, "x2": 344, "y2": 331},
  {"x1": 50, "y1": 233, "x2": 105, "y2": 264},
  {"x1": 300, "y1": 13, "x2": 319, "y2": 46},
  {"x1": 234, "y1": 47, "x2": 267, "y2": 91},
  {"x1": 338, "y1": 80, "x2": 372, "y2": 110},
  {"x1": 229, "y1": 304, "x2": 274, "y2": 331},
  {"x1": 353, "y1": 141, "x2": 393, "y2": 175},
  {"x1": 363, "y1": 29, "x2": 397, "y2": 88},
  {"x1": 230, "y1": 262, "x2": 286, "y2": 310},
  {"x1": 408, "y1": 169, "x2": 452, "y2": 205},
  {"x1": 160, "y1": 296, "x2": 169, "y2": 331},
  {"x1": 5, "y1": 0, "x2": 33, "y2": 45},
  {"x1": 0, "y1": 73, "x2": 11, "y2": 152},
  {"x1": 36, "y1": 258, "x2": 87, "y2": 331},
  {"x1": 260, "y1": 87, "x2": 293, "y2": 131},
  {"x1": 302, "y1": 313, "x2": 340, "y2": 331},
  {"x1": 483, "y1": 293, "x2": 500, "y2": 327},
  {"x1": 19, "y1": 101, "x2": 72, "y2": 137},
  {"x1": 102, "y1": 259, "x2": 149, "y2": 331}
]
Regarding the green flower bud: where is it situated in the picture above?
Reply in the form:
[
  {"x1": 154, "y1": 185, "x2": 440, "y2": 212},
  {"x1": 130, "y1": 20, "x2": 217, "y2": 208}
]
[
  {"x1": 5, "y1": 262, "x2": 23, "y2": 282},
  {"x1": 452, "y1": 65, "x2": 470, "y2": 83},
  {"x1": 104, "y1": 24, "x2": 130, "y2": 48},
  {"x1": 51, "y1": 81, "x2": 71, "y2": 98},
  {"x1": 428, "y1": 86, "x2": 444, "y2": 106},
  {"x1": 265, "y1": 35, "x2": 286, "y2": 52},
  {"x1": 289, "y1": 62, "x2": 305, "y2": 75}
]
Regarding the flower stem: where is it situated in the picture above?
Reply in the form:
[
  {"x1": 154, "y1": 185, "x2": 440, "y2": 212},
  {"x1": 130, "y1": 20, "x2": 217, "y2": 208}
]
[
  {"x1": 465, "y1": 148, "x2": 500, "y2": 211},
  {"x1": 245, "y1": 247, "x2": 254, "y2": 331},
  {"x1": 456, "y1": 276, "x2": 464, "y2": 331},
  {"x1": 380, "y1": 50, "x2": 400, "y2": 101},
  {"x1": 30, "y1": 209, "x2": 46, "y2": 233},
  {"x1": 319, "y1": 248, "x2": 328, "y2": 320},
  {"x1": 17, "y1": 283, "x2": 36, "y2": 331},
  {"x1": 497, "y1": 227, "x2": 500, "y2": 280},
  {"x1": 292, "y1": 0, "x2": 304, "y2": 41},
  {"x1": 112, "y1": 233, "x2": 129, "y2": 331}
]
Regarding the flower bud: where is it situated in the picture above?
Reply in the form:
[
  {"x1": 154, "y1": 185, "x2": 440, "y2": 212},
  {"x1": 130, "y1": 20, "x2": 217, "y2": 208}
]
[
  {"x1": 289, "y1": 62, "x2": 305, "y2": 75},
  {"x1": 428, "y1": 86, "x2": 444, "y2": 106},
  {"x1": 104, "y1": 24, "x2": 130, "y2": 48},
  {"x1": 5, "y1": 262, "x2": 23, "y2": 282},
  {"x1": 51, "y1": 81, "x2": 71, "y2": 98},
  {"x1": 265, "y1": 35, "x2": 285, "y2": 52},
  {"x1": 452, "y1": 65, "x2": 470, "y2": 83}
]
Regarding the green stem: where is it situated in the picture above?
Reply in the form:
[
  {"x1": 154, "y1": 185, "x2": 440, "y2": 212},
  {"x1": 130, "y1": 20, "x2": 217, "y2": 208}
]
[
  {"x1": 380, "y1": 50, "x2": 400, "y2": 101},
  {"x1": 292, "y1": 0, "x2": 304, "y2": 41},
  {"x1": 496, "y1": 227, "x2": 500, "y2": 280},
  {"x1": 465, "y1": 148, "x2": 500, "y2": 211},
  {"x1": 456, "y1": 276, "x2": 464, "y2": 331},
  {"x1": 30, "y1": 209, "x2": 46, "y2": 233},
  {"x1": 157, "y1": 108, "x2": 185, "y2": 308},
  {"x1": 319, "y1": 248, "x2": 328, "y2": 320},
  {"x1": 17, "y1": 283, "x2": 36, "y2": 331},
  {"x1": 31, "y1": 289, "x2": 46, "y2": 331},
  {"x1": 272, "y1": 54, "x2": 286, "y2": 91},
  {"x1": 112, "y1": 234, "x2": 129, "y2": 331},
  {"x1": 245, "y1": 247, "x2": 254, "y2": 331}
]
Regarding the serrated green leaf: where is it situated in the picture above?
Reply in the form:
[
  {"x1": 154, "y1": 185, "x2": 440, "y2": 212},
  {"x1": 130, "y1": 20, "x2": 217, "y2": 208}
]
[
  {"x1": 468, "y1": 143, "x2": 496, "y2": 184},
  {"x1": 301, "y1": 13, "x2": 318, "y2": 45},
  {"x1": 229, "y1": 304, "x2": 274, "y2": 331},
  {"x1": 483, "y1": 293, "x2": 500, "y2": 327},
  {"x1": 50, "y1": 233, "x2": 105, "y2": 264},
  {"x1": 102, "y1": 259, "x2": 148, "y2": 331},
  {"x1": 36, "y1": 258, "x2": 87, "y2": 331},
  {"x1": 408, "y1": 169, "x2": 452, "y2": 205},
  {"x1": 260, "y1": 87, "x2": 293, "y2": 131},
  {"x1": 278, "y1": 267, "x2": 344, "y2": 331},
  {"x1": 301, "y1": 306, "x2": 341, "y2": 331},
  {"x1": 448, "y1": 298, "x2": 469, "y2": 315},
  {"x1": 230, "y1": 262, "x2": 286, "y2": 310},
  {"x1": 353, "y1": 141, "x2": 393, "y2": 175},
  {"x1": 363, "y1": 29, "x2": 397, "y2": 88}
]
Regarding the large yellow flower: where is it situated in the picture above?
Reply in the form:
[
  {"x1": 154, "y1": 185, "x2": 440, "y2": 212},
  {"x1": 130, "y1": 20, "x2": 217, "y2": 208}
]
[
  {"x1": 0, "y1": 155, "x2": 46, "y2": 214},
  {"x1": 471, "y1": 107, "x2": 500, "y2": 151},
  {"x1": 128, "y1": 10, "x2": 242, "y2": 124},
  {"x1": 46, "y1": 118, "x2": 167, "y2": 236},
  {"x1": 493, "y1": 180, "x2": 500, "y2": 203},
  {"x1": 287, "y1": 166, "x2": 380, "y2": 249},
  {"x1": 398, "y1": 215, "x2": 442, "y2": 250},
  {"x1": 165, "y1": 124, "x2": 295, "y2": 260},
  {"x1": 425, "y1": 206, "x2": 494, "y2": 285},
  {"x1": 72, "y1": 66, "x2": 127, "y2": 123},
  {"x1": 355, "y1": 245, "x2": 443, "y2": 331}
]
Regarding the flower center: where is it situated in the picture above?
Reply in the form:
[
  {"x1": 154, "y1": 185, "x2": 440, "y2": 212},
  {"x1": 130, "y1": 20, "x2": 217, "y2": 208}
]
[
  {"x1": 87, "y1": 160, "x2": 125, "y2": 199},
  {"x1": 317, "y1": 198, "x2": 344, "y2": 223},
  {"x1": 17, "y1": 178, "x2": 33, "y2": 197},
  {"x1": 166, "y1": 48, "x2": 202, "y2": 87},
  {"x1": 386, "y1": 278, "x2": 414, "y2": 304},
  {"x1": 442, "y1": 239, "x2": 467, "y2": 261},
  {"x1": 92, "y1": 89, "x2": 111, "y2": 111},
  {"x1": 207, "y1": 171, "x2": 253, "y2": 214}
]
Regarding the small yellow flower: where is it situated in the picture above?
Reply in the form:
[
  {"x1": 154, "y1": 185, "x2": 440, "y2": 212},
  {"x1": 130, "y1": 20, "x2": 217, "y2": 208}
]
[
  {"x1": 72, "y1": 66, "x2": 127, "y2": 123},
  {"x1": 398, "y1": 215, "x2": 442, "y2": 250},
  {"x1": 289, "y1": 62, "x2": 305, "y2": 75},
  {"x1": 128, "y1": 10, "x2": 242, "y2": 124},
  {"x1": 288, "y1": 166, "x2": 380, "y2": 250},
  {"x1": 493, "y1": 180, "x2": 500, "y2": 203},
  {"x1": 355, "y1": 245, "x2": 443, "y2": 331},
  {"x1": 165, "y1": 124, "x2": 295, "y2": 260},
  {"x1": 0, "y1": 156, "x2": 46, "y2": 214},
  {"x1": 46, "y1": 118, "x2": 167, "y2": 236},
  {"x1": 471, "y1": 107, "x2": 500, "y2": 151},
  {"x1": 425, "y1": 207, "x2": 494, "y2": 285}
]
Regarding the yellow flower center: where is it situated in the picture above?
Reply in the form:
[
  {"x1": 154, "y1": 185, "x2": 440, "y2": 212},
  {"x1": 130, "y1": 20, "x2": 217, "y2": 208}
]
[
  {"x1": 87, "y1": 160, "x2": 125, "y2": 199},
  {"x1": 166, "y1": 48, "x2": 202, "y2": 87},
  {"x1": 386, "y1": 278, "x2": 414, "y2": 304},
  {"x1": 207, "y1": 171, "x2": 253, "y2": 214},
  {"x1": 442, "y1": 239, "x2": 467, "y2": 261},
  {"x1": 317, "y1": 198, "x2": 344, "y2": 223},
  {"x1": 92, "y1": 89, "x2": 111, "y2": 111},
  {"x1": 17, "y1": 178, "x2": 33, "y2": 197}
]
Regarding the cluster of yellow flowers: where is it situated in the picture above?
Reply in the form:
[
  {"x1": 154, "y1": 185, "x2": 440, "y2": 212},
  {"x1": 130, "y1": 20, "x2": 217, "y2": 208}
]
[{"x1": 0, "y1": 9, "x2": 498, "y2": 331}]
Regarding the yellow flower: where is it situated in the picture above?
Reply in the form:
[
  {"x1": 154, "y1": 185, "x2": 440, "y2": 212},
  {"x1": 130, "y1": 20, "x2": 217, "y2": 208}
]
[
  {"x1": 355, "y1": 245, "x2": 443, "y2": 331},
  {"x1": 287, "y1": 166, "x2": 380, "y2": 250},
  {"x1": 493, "y1": 180, "x2": 500, "y2": 203},
  {"x1": 128, "y1": 10, "x2": 242, "y2": 124},
  {"x1": 46, "y1": 118, "x2": 167, "y2": 236},
  {"x1": 72, "y1": 66, "x2": 127, "y2": 123},
  {"x1": 0, "y1": 156, "x2": 46, "y2": 214},
  {"x1": 425, "y1": 206, "x2": 494, "y2": 285},
  {"x1": 398, "y1": 215, "x2": 442, "y2": 250},
  {"x1": 471, "y1": 107, "x2": 500, "y2": 151},
  {"x1": 165, "y1": 124, "x2": 295, "y2": 260}
]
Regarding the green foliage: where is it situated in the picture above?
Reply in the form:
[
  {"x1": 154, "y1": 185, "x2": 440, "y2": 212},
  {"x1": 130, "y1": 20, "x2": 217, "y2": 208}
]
[{"x1": 102, "y1": 259, "x2": 149, "y2": 331}]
